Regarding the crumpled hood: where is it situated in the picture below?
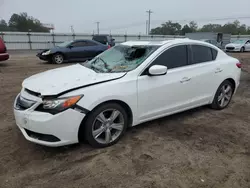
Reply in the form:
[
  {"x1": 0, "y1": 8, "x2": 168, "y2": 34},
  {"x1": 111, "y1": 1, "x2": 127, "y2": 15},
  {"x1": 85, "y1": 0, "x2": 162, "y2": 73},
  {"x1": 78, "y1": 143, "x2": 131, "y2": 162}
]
[
  {"x1": 22, "y1": 64, "x2": 126, "y2": 96},
  {"x1": 226, "y1": 43, "x2": 243, "y2": 48}
]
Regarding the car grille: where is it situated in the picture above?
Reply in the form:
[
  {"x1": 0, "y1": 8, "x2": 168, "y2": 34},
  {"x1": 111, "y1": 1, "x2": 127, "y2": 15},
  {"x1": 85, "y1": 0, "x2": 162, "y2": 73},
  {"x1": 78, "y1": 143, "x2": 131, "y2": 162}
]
[
  {"x1": 15, "y1": 95, "x2": 36, "y2": 110},
  {"x1": 226, "y1": 47, "x2": 235, "y2": 50}
]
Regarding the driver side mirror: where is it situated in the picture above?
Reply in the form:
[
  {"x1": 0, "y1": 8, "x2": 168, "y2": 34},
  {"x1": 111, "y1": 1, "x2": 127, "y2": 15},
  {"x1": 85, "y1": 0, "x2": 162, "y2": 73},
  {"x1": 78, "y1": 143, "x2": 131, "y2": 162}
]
[{"x1": 148, "y1": 65, "x2": 167, "y2": 76}]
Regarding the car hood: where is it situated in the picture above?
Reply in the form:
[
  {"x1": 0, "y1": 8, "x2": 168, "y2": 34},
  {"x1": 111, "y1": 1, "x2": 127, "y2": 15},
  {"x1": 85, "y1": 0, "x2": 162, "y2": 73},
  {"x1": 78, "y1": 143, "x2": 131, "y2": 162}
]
[
  {"x1": 22, "y1": 64, "x2": 126, "y2": 96},
  {"x1": 226, "y1": 43, "x2": 243, "y2": 48}
]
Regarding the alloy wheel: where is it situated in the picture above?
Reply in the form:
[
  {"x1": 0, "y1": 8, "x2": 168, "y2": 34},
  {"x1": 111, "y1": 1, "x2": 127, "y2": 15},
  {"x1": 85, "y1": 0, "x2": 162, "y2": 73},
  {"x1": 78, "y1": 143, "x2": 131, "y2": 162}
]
[
  {"x1": 218, "y1": 84, "x2": 233, "y2": 108},
  {"x1": 92, "y1": 109, "x2": 125, "y2": 144}
]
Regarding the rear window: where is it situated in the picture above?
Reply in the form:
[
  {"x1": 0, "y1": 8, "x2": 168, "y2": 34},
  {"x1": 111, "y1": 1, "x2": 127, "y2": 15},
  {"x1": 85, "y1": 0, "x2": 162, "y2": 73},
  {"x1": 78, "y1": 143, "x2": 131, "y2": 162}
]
[
  {"x1": 191, "y1": 45, "x2": 213, "y2": 64},
  {"x1": 211, "y1": 48, "x2": 218, "y2": 60}
]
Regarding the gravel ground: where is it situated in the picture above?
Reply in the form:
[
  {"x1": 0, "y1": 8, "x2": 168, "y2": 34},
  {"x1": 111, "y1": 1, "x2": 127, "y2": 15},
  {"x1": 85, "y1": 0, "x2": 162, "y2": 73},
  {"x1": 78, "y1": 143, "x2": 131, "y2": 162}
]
[{"x1": 0, "y1": 52, "x2": 249, "y2": 188}]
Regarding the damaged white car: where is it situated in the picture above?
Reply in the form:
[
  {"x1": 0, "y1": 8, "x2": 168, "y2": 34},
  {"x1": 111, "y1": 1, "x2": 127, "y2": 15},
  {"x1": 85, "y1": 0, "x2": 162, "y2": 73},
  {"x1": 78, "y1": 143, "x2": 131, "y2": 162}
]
[{"x1": 14, "y1": 39, "x2": 241, "y2": 148}]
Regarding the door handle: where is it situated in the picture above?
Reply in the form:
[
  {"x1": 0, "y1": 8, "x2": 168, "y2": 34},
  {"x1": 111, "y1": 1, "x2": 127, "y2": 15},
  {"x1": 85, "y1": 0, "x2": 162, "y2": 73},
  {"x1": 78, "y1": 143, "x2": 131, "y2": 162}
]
[
  {"x1": 215, "y1": 68, "x2": 223, "y2": 73},
  {"x1": 180, "y1": 77, "x2": 191, "y2": 83}
]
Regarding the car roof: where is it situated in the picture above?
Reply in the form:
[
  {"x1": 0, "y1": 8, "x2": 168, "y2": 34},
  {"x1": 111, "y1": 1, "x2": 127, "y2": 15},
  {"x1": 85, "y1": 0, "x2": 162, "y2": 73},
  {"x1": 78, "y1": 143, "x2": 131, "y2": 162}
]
[{"x1": 121, "y1": 38, "x2": 208, "y2": 46}]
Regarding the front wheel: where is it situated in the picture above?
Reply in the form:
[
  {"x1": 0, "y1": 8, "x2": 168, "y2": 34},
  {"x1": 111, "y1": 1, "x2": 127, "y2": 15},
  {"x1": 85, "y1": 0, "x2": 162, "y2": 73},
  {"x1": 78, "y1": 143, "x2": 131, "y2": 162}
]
[
  {"x1": 210, "y1": 80, "x2": 234, "y2": 110},
  {"x1": 52, "y1": 53, "x2": 64, "y2": 64},
  {"x1": 84, "y1": 103, "x2": 128, "y2": 148}
]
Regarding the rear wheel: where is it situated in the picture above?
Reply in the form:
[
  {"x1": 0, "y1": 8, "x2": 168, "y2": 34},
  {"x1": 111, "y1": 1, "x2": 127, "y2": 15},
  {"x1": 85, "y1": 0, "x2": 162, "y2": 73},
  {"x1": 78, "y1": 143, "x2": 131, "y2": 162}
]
[
  {"x1": 84, "y1": 103, "x2": 128, "y2": 148},
  {"x1": 210, "y1": 80, "x2": 234, "y2": 110},
  {"x1": 52, "y1": 53, "x2": 64, "y2": 64}
]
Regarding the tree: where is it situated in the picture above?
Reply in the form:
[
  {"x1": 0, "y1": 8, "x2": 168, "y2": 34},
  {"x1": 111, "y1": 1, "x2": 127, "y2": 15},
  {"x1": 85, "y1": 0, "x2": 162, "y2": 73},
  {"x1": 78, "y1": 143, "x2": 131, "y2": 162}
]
[
  {"x1": 0, "y1": 19, "x2": 9, "y2": 31},
  {"x1": 151, "y1": 21, "x2": 182, "y2": 35},
  {"x1": 8, "y1": 12, "x2": 50, "y2": 32}
]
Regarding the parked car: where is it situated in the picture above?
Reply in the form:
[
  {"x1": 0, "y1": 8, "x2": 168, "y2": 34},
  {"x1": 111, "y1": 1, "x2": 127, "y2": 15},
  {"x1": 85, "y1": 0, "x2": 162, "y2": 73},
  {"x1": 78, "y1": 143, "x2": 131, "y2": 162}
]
[
  {"x1": 92, "y1": 34, "x2": 115, "y2": 47},
  {"x1": 200, "y1": 39, "x2": 222, "y2": 48},
  {"x1": 14, "y1": 39, "x2": 241, "y2": 148},
  {"x1": 225, "y1": 39, "x2": 250, "y2": 52},
  {"x1": 0, "y1": 37, "x2": 9, "y2": 62},
  {"x1": 36, "y1": 39, "x2": 110, "y2": 64}
]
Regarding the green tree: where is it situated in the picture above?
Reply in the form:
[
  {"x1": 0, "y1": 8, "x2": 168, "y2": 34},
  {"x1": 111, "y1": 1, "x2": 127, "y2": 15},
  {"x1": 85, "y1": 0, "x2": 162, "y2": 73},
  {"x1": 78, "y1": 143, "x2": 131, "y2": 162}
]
[
  {"x1": 0, "y1": 19, "x2": 9, "y2": 31},
  {"x1": 151, "y1": 21, "x2": 182, "y2": 35},
  {"x1": 8, "y1": 12, "x2": 50, "y2": 32}
]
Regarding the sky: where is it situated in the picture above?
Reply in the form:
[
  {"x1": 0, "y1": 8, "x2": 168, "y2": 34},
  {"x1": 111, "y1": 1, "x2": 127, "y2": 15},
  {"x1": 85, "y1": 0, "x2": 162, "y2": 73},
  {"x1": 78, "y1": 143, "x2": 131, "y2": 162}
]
[{"x1": 0, "y1": 0, "x2": 250, "y2": 34}]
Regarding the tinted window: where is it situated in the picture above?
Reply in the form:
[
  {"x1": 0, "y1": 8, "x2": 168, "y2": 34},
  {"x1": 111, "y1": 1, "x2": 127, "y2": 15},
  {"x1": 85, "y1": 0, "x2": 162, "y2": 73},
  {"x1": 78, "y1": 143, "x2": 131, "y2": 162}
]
[
  {"x1": 92, "y1": 36, "x2": 107, "y2": 42},
  {"x1": 85, "y1": 41, "x2": 98, "y2": 46},
  {"x1": 211, "y1": 48, "x2": 218, "y2": 60},
  {"x1": 191, "y1": 45, "x2": 213, "y2": 64},
  {"x1": 72, "y1": 41, "x2": 86, "y2": 47},
  {"x1": 151, "y1": 45, "x2": 188, "y2": 69}
]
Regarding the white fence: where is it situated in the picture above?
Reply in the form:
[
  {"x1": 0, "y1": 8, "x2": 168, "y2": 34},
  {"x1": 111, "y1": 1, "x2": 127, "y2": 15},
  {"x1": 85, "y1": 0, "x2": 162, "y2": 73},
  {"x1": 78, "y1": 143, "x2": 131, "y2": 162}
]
[{"x1": 1, "y1": 31, "x2": 249, "y2": 50}]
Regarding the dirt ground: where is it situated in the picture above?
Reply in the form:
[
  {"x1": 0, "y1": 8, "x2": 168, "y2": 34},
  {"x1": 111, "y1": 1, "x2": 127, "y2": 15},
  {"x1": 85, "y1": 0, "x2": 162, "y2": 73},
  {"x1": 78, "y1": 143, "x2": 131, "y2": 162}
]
[{"x1": 0, "y1": 52, "x2": 249, "y2": 188}]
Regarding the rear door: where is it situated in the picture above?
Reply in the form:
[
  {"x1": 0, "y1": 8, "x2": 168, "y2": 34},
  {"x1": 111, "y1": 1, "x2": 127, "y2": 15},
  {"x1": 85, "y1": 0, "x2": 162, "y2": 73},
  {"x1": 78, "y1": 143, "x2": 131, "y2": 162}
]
[
  {"x1": 83, "y1": 41, "x2": 106, "y2": 59},
  {"x1": 187, "y1": 44, "x2": 221, "y2": 103}
]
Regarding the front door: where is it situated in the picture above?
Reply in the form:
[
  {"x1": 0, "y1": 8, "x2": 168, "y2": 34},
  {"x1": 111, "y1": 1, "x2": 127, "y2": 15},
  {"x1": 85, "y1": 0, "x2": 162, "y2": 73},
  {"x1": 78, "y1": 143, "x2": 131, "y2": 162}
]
[{"x1": 137, "y1": 45, "x2": 193, "y2": 122}]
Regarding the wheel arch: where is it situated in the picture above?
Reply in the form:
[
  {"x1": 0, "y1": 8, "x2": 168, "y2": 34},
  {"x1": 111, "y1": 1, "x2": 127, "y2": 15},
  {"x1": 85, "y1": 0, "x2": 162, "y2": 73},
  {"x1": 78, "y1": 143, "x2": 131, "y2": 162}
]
[
  {"x1": 225, "y1": 78, "x2": 236, "y2": 93},
  {"x1": 78, "y1": 99, "x2": 133, "y2": 142}
]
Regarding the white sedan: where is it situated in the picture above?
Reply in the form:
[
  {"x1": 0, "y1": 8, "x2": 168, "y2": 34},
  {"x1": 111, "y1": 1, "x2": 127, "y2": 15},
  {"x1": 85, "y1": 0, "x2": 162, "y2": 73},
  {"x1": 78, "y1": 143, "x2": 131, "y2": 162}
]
[
  {"x1": 225, "y1": 39, "x2": 250, "y2": 52},
  {"x1": 14, "y1": 39, "x2": 241, "y2": 148}
]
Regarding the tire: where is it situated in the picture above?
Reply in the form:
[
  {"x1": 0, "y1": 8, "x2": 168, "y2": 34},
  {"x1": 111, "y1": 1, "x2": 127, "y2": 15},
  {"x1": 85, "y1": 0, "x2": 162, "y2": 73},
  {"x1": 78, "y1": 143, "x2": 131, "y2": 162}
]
[
  {"x1": 84, "y1": 103, "x2": 128, "y2": 148},
  {"x1": 210, "y1": 80, "x2": 234, "y2": 110},
  {"x1": 240, "y1": 47, "x2": 245, "y2": 53},
  {"x1": 52, "y1": 53, "x2": 64, "y2": 64}
]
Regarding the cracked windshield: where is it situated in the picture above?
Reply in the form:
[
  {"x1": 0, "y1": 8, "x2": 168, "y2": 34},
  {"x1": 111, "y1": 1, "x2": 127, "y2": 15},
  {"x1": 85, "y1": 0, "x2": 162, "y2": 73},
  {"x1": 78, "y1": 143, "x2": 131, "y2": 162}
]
[{"x1": 83, "y1": 45, "x2": 158, "y2": 73}]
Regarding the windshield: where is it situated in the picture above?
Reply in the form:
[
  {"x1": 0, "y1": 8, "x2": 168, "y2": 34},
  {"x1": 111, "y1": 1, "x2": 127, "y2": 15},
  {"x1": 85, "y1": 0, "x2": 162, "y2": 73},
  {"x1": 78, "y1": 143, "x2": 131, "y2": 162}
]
[
  {"x1": 82, "y1": 44, "x2": 159, "y2": 73},
  {"x1": 57, "y1": 40, "x2": 73, "y2": 47},
  {"x1": 232, "y1": 40, "x2": 246, "y2": 44}
]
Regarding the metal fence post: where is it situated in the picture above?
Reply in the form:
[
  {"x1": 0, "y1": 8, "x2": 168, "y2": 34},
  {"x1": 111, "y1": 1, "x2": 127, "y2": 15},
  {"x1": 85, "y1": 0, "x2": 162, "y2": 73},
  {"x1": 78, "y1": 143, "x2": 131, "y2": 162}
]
[
  {"x1": 0, "y1": 32, "x2": 4, "y2": 41},
  {"x1": 27, "y1": 31, "x2": 32, "y2": 50},
  {"x1": 52, "y1": 32, "x2": 55, "y2": 46}
]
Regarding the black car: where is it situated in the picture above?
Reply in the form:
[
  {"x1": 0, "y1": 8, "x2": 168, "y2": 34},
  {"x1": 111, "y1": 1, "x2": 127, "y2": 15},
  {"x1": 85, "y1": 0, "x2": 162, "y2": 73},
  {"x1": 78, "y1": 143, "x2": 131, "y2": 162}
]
[
  {"x1": 92, "y1": 35, "x2": 115, "y2": 47},
  {"x1": 36, "y1": 39, "x2": 109, "y2": 64}
]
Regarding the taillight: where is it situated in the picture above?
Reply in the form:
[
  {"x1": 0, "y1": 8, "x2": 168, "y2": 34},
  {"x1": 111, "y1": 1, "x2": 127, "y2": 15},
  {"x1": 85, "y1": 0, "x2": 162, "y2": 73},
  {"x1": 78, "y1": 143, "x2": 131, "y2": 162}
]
[
  {"x1": 236, "y1": 62, "x2": 241, "y2": 68},
  {"x1": 108, "y1": 45, "x2": 111, "y2": 49}
]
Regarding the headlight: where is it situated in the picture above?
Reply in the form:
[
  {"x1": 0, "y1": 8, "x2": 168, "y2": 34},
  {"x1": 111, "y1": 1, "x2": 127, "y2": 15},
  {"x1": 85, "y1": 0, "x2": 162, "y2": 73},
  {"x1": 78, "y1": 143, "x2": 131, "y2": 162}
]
[
  {"x1": 42, "y1": 95, "x2": 82, "y2": 113},
  {"x1": 42, "y1": 50, "x2": 51, "y2": 56}
]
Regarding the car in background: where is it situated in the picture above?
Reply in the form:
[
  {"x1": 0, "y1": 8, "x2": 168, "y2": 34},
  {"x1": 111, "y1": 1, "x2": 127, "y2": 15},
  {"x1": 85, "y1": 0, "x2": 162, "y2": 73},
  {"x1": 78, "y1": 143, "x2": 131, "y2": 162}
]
[
  {"x1": 0, "y1": 37, "x2": 9, "y2": 62},
  {"x1": 36, "y1": 39, "x2": 110, "y2": 64},
  {"x1": 14, "y1": 39, "x2": 241, "y2": 148},
  {"x1": 92, "y1": 35, "x2": 115, "y2": 47},
  {"x1": 225, "y1": 39, "x2": 250, "y2": 52},
  {"x1": 201, "y1": 39, "x2": 222, "y2": 49}
]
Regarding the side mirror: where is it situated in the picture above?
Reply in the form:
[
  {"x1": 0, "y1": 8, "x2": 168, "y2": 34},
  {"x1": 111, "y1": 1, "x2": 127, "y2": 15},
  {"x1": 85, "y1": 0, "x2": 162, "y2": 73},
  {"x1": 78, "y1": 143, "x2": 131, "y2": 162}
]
[
  {"x1": 68, "y1": 45, "x2": 73, "y2": 48},
  {"x1": 112, "y1": 38, "x2": 115, "y2": 41},
  {"x1": 148, "y1": 65, "x2": 167, "y2": 76}
]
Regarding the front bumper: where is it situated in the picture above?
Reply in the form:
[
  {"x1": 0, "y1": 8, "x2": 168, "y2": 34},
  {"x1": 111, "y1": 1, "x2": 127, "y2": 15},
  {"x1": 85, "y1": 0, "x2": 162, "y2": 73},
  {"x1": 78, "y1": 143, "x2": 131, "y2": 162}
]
[
  {"x1": 13, "y1": 94, "x2": 86, "y2": 147},
  {"x1": 36, "y1": 53, "x2": 50, "y2": 61},
  {"x1": 225, "y1": 47, "x2": 241, "y2": 52},
  {"x1": 0, "y1": 53, "x2": 9, "y2": 61}
]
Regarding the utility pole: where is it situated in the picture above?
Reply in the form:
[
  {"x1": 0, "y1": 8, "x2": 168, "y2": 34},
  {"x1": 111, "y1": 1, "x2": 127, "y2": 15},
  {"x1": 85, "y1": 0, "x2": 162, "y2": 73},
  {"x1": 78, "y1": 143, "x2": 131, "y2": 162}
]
[
  {"x1": 146, "y1": 9, "x2": 152, "y2": 35},
  {"x1": 95, "y1": 22, "x2": 100, "y2": 35},
  {"x1": 146, "y1": 20, "x2": 148, "y2": 35},
  {"x1": 70, "y1": 25, "x2": 75, "y2": 34}
]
